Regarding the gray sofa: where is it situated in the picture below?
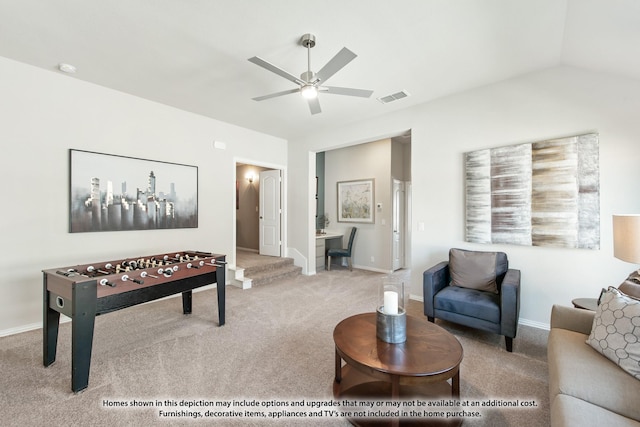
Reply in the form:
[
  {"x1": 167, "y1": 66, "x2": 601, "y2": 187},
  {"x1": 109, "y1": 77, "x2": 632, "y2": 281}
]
[{"x1": 548, "y1": 304, "x2": 640, "y2": 426}]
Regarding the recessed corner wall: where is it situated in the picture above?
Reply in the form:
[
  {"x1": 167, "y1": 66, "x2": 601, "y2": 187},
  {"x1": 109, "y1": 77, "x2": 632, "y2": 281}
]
[{"x1": 287, "y1": 65, "x2": 640, "y2": 326}]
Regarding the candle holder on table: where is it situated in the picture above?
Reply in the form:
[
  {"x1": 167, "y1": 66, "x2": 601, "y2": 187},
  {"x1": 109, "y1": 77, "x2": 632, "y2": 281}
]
[{"x1": 376, "y1": 280, "x2": 406, "y2": 344}]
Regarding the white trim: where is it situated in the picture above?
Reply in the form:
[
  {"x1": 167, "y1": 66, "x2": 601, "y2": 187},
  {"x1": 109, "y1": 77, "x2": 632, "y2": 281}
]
[
  {"x1": 409, "y1": 294, "x2": 424, "y2": 303},
  {"x1": 234, "y1": 156, "x2": 287, "y2": 269},
  {"x1": 408, "y1": 295, "x2": 549, "y2": 330},
  {"x1": 519, "y1": 318, "x2": 550, "y2": 331},
  {"x1": 352, "y1": 265, "x2": 393, "y2": 274},
  {"x1": 0, "y1": 283, "x2": 228, "y2": 338},
  {"x1": 0, "y1": 319, "x2": 65, "y2": 338},
  {"x1": 286, "y1": 247, "x2": 308, "y2": 275},
  {"x1": 236, "y1": 247, "x2": 258, "y2": 253}
]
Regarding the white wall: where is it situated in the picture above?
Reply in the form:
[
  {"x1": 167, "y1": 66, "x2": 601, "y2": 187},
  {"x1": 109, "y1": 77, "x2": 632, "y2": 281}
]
[
  {"x1": 0, "y1": 57, "x2": 287, "y2": 335},
  {"x1": 324, "y1": 138, "x2": 392, "y2": 272},
  {"x1": 288, "y1": 65, "x2": 640, "y2": 327},
  {"x1": 4, "y1": 56, "x2": 638, "y2": 333}
]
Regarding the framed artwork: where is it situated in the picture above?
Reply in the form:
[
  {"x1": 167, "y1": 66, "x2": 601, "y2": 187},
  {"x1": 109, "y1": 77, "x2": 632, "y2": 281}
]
[
  {"x1": 465, "y1": 132, "x2": 599, "y2": 249},
  {"x1": 337, "y1": 179, "x2": 374, "y2": 223},
  {"x1": 69, "y1": 149, "x2": 198, "y2": 233}
]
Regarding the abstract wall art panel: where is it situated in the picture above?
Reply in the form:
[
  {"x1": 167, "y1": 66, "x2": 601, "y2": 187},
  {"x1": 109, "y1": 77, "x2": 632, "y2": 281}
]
[{"x1": 465, "y1": 133, "x2": 599, "y2": 249}]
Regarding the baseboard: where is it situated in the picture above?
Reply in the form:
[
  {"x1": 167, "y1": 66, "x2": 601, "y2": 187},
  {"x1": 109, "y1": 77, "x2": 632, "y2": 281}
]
[
  {"x1": 0, "y1": 316, "x2": 75, "y2": 338},
  {"x1": 2, "y1": 283, "x2": 550, "y2": 337},
  {"x1": 408, "y1": 294, "x2": 550, "y2": 331},
  {"x1": 0, "y1": 283, "x2": 226, "y2": 338},
  {"x1": 518, "y1": 318, "x2": 550, "y2": 331},
  {"x1": 1, "y1": 320, "x2": 62, "y2": 338},
  {"x1": 409, "y1": 294, "x2": 424, "y2": 303},
  {"x1": 236, "y1": 247, "x2": 258, "y2": 253},
  {"x1": 352, "y1": 265, "x2": 393, "y2": 274}
]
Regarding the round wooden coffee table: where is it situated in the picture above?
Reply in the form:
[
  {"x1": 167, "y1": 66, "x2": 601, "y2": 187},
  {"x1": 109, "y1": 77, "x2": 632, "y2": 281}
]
[{"x1": 333, "y1": 313, "x2": 463, "y2": 426}]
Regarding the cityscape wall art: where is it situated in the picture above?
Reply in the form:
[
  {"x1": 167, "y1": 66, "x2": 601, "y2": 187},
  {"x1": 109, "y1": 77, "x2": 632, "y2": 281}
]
[
  {"x1": 69, "y1": 149, "x2": 198, "y2": 233},
  {"x1": 465, "y1": 133, "x2": 600, "y2": 249}
]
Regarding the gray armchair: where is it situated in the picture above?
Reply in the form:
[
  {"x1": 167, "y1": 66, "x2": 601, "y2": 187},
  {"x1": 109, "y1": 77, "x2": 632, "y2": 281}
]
[{"x1": 423, "y1": 248, "x2": 521, "y2": 352}]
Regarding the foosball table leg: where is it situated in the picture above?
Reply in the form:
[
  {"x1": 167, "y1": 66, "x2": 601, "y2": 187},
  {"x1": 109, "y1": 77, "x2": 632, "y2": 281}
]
[
  {"x1": 182, "y1": 291, "x2": 193, "y2": 314},
  {"x1": 43, "y1": 308, "x2": 61, "y2": 366},
  {"x1": 216, "y1": 263, "x2": 226, "y2": 326},
  {"x1": 43, "y1": 274, "x2": 60, "y2": 367},
  {"x1": 71, "y1": 281, "x2": 97, "y2": 393}
]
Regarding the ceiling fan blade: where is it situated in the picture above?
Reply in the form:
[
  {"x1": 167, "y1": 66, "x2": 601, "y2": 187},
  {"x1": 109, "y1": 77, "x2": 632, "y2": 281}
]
[
  {"x1": 315, "y1": 47, "x2": 357, "y2": 84},
  {"x1": 252, "y1": 88, "x2": 300, "y2": 101},
  {"x1": 248, "y1": 56, "x2": 304, "y2": 86},
  {"x1": 322, "y1": 86, "x2": 374, "y2": 98},
  {"x1": 307, "y1": 97, "x2": 321, "y2": 115}
]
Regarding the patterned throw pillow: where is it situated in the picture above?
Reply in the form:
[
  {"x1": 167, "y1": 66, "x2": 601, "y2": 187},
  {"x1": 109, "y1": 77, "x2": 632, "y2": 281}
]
[{"x1": 586, "y1": 286, "x2": 640, "y2": 380}]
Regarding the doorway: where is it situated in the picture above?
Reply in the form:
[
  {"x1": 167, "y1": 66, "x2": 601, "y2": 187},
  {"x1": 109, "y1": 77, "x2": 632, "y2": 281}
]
[
  {"x1": 235, "y1": 163, "x2": 282, "y2": 257},
  {"x1": 259, "y1": 169, "x2": 281, "y2": 256},
  {"x1": 315, "y1": 131, "x2": 411, "y2": 272}
]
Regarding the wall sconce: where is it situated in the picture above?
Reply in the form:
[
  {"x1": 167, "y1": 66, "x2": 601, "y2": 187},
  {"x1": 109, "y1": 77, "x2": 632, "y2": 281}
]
[{"x1": 245, "y1": 172, "x2": 255, "y2": 184}]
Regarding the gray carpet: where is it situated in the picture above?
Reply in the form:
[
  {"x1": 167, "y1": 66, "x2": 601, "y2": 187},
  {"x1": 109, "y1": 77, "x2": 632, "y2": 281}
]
[{"x1": 0, "y1": 268, "x2": 549, "y2": 426}]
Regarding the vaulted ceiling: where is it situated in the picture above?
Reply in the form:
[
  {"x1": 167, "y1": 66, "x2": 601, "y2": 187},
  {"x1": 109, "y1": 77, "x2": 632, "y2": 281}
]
[{"x1": 1, "y1": 0, "x2": 638, "y2": 140}]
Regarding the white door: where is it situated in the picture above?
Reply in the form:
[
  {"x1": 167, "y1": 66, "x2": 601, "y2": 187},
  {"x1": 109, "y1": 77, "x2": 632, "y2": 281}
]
[
  {"x1": 392, "y1": 179, "x2": 405, "y2": 270},
  {"x1": 259, "y1": 169, "x2": 281, "y2": 257}
]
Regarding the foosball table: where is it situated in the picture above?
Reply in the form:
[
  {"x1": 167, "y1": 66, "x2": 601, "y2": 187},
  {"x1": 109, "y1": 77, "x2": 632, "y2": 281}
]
[{"x1": 42, "y1": 250, "x2": 226, "y2": 393}]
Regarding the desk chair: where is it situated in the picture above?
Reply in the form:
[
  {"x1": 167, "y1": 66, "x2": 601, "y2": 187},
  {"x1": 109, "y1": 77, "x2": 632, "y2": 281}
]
[{"x1": 327, "y1": 227, "x2": 357, "y2": 271}]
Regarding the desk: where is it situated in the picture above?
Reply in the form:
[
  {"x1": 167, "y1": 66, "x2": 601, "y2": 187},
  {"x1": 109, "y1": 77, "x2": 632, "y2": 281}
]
[
  {"x1": 43, "y1": 250, "x2": 226, "y2": 392},
  {"x1": 315, "y1": 232, "x2": 343, "y2": 270}
]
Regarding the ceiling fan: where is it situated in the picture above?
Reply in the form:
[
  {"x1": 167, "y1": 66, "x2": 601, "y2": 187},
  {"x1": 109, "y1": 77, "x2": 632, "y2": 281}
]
[{"x1": 248, "y1": 33, "x2": 373, "y2": 115}]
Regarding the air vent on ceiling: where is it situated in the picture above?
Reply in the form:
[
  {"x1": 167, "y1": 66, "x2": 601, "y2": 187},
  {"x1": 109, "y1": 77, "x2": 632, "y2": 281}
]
[{"x1": 377, "y1": 90, "x2": 410, "y2": 104}]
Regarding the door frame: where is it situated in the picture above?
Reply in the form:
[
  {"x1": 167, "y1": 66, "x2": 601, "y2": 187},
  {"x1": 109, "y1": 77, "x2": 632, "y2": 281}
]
[
  {"x1": 233, "y1": 158, "x2": 286, "y2": 266},
  {"x1": 392, "y1": 179, "x2": 406, "y2": 270},
  {"x1": 259, "y1": 169, "x2": 282, "y2": 257}
]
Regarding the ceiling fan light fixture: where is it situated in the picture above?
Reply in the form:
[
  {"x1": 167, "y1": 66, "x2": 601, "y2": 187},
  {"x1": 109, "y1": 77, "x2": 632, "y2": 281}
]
[
  {"x1": 249, "y1": 33, "x2": 372, "y2": 114},
  {"x1": 301, "y1": 85, "x2": 318, "y2": 99}
]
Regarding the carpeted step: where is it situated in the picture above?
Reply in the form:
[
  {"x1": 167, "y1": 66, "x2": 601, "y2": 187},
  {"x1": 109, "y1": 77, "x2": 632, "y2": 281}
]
[
  {"x1": 247, "y1": 263, "x2": 302, "y2": 287},
  {"x1": 235, "y1": 252, "x2": 302, "y2": 287},
  {"x1": 241, "y1": 256, "x2": 295, "y2": 276}
]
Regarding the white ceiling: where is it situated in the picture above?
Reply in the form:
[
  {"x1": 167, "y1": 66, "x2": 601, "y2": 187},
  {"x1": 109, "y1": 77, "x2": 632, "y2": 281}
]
[{"x1": 1, "y1": 0, "x2": 639, "y2": 140}]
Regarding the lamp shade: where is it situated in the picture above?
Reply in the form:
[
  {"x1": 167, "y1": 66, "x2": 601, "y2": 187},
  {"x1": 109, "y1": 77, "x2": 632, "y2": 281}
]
[{"x1": 613, "y1": 214, "x2": 640, "y2": 264}]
